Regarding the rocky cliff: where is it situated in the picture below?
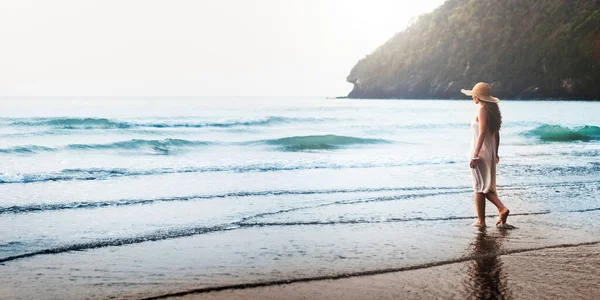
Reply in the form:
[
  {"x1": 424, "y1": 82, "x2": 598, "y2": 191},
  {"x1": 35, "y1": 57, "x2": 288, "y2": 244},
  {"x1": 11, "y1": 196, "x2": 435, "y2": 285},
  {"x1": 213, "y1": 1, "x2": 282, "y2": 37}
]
[{"x1": 347, "y1": 0, "x2": 600, "y2": 100}]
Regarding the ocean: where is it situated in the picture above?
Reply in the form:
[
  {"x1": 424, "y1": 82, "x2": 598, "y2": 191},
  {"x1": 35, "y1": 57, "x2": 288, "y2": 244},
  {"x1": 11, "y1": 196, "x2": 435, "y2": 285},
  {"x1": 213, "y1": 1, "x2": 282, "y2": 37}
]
[{"x1": 1, "y1": 98, "x2": 599, "y2": 299}]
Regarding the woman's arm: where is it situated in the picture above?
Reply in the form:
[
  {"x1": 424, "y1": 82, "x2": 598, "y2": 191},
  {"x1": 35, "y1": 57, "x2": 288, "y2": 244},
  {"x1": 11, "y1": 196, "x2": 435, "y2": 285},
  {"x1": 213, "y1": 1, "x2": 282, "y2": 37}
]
[
  {"x1": 474, "y1": 108, "x2": 487, "y2": 157},
  {"x1": 470, "y1": 108, "x2": 488, "y2": 168},
  {"x1": 495, "y1": 131, "x2": 500, "y2": 163}
]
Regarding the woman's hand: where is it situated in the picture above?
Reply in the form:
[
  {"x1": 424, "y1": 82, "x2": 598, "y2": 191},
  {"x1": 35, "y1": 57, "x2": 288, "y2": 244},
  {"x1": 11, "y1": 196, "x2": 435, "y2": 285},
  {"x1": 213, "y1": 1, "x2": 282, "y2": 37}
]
[
  {"x1": 496, "y1": 155, "x2": 500, "y2": 164},
  {"x1": 470, "y1": 158, "x2": 479, "y2": 169}
]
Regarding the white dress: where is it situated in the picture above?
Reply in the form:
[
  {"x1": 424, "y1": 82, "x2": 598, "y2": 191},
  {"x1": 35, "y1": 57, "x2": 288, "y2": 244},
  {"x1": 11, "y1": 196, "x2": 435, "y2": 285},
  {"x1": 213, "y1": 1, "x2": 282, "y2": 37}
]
[{"x1": 470, "y1": 120, "x2": 497, "y2": 194}]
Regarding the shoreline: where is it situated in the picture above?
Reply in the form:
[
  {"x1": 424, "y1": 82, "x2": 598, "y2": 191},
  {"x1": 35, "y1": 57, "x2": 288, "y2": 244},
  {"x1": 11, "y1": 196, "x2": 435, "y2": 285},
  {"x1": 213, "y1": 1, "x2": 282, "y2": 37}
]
[
  {"x1": 145, "y1": 241, "x2": 600, "y2": 300},
  {"x1": 339, "y1": 97, "x2": 600, "y2": 102}
]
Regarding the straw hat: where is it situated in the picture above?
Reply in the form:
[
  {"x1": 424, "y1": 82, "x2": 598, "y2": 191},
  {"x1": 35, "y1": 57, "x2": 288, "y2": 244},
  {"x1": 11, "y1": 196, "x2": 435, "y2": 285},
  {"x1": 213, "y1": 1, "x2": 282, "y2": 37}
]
[{"x1": 461, "y1": 82, "x2": 499, "y2": 103}]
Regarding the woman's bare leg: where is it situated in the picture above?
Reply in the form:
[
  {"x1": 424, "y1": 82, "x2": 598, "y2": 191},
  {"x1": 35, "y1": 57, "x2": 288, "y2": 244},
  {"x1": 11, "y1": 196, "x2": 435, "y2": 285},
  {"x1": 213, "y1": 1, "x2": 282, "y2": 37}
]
[
  {"x1": 474, "y1": 193, "x2": 486, "y2": 226},
  {"x1": 485, "y1": 192, "x2": 510, "y2": 225}
]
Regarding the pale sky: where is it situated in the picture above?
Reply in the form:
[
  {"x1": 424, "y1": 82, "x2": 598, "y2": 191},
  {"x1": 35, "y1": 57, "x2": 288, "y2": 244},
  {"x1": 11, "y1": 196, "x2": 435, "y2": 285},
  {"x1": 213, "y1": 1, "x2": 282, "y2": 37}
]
[{"x1": 0, "y1": 0, "x2": 445, "y2": 97}]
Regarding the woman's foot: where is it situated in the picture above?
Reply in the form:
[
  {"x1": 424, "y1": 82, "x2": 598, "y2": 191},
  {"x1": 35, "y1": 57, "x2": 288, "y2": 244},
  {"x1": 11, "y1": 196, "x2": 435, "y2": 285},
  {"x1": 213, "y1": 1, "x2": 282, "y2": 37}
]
[
  {"x1": 496, "y1": 208, "x2": 510, "y2": 225},
  {"x1": 472, "y1": 220, "x2": 486, "y2": 227}
]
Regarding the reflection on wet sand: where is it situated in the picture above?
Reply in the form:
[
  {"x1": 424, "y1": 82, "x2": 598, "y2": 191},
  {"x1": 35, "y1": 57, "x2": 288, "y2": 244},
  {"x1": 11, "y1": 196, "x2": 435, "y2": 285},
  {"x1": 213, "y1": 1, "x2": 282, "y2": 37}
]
[{"x1": 464, "y1": 228, "x2": 512, "y2": 299}]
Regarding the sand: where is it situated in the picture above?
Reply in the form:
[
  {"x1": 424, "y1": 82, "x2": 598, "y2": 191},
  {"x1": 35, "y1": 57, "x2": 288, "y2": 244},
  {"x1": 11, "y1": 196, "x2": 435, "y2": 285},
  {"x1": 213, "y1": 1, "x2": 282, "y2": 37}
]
[{"x1": 162, "y1": 243, "x2": 600, "y2": 300}]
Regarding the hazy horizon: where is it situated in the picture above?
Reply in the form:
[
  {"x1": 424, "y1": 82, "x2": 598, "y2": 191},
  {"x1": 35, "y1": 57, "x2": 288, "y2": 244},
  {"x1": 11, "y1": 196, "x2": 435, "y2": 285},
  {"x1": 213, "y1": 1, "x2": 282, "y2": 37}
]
[{"x1": 0, "y1": 0, "x2": 445, "y2": 98}]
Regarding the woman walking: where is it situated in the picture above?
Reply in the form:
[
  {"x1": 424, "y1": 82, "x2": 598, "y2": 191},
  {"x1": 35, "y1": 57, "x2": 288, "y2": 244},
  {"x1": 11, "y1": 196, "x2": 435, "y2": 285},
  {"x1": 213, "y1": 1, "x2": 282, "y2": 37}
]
[{"x1": 462, "y1": 82, "x2": 510, "y2": 227}]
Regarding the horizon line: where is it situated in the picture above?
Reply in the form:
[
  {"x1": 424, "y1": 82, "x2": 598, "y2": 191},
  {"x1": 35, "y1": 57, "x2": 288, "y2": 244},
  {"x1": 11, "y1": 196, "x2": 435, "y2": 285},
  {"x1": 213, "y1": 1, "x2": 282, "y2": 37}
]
[{"x1": 0, "y1": 95, "x2": 335, "y2": 99}]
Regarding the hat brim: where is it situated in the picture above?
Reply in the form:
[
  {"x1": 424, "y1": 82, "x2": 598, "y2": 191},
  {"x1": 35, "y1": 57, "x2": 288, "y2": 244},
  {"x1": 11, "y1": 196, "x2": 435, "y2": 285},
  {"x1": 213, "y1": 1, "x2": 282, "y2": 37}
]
[
  {"x1": 461, "y1": 89, "x2": 499, "y2": 103},
  {"x1": 461, "y1": 89, "x2": 474, "y2": 96}
]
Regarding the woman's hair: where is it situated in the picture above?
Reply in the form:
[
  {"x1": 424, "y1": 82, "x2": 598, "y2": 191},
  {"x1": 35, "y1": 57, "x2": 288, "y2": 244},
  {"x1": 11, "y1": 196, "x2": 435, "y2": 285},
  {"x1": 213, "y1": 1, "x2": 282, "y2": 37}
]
[{"x1": 482, "y1": 101, "x2": 502, "y2": 133}]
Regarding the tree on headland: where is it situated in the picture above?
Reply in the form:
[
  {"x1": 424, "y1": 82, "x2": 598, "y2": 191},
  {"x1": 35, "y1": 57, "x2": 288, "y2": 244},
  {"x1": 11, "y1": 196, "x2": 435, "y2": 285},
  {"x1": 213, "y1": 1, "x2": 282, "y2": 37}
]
[{"x1": 347, "y1": 0, "x2": 600, "y2": 100}]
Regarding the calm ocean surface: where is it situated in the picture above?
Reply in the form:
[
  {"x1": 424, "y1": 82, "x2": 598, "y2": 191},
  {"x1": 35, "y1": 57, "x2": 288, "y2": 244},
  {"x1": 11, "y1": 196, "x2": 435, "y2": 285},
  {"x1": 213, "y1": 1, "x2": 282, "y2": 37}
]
[{"x1": 1, "y1": 98, "x2": 599, "y2": 299}]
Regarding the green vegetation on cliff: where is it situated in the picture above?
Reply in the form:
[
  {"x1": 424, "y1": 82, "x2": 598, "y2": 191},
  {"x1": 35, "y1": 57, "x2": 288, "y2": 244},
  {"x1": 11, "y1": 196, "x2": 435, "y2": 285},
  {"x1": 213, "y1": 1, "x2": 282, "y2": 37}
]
[{"x1": 347, "y1": 0, "x2": 600, "y2": 100}]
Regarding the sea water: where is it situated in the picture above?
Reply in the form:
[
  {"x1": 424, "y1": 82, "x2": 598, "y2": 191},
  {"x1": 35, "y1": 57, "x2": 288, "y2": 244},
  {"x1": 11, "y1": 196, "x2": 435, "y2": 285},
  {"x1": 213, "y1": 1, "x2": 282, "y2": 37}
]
[{"x1": 0, "y1": 98, "x2": 599, "y2": 299}]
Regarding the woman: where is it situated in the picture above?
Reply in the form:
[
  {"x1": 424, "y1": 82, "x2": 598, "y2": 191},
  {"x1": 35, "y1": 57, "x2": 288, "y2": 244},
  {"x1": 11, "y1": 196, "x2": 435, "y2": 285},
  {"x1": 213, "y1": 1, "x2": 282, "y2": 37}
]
[{"x1": 461, "y1": 82, "x2": 510, "y2": 227}]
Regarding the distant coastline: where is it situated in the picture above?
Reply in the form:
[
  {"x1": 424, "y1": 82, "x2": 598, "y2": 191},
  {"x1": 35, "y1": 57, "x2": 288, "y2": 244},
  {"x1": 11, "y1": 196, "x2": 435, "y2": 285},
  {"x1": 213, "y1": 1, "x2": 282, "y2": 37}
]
[{"x1": 335, "y1": 97, "x2": 600, "y2": 101}]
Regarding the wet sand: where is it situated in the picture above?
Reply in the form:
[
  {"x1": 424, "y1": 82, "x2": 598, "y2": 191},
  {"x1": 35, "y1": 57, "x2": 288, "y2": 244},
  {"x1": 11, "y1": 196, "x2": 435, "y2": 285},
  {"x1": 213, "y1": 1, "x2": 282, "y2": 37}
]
[{"x1": 164, "y1": 243, "x2": 600, "y2": 300}]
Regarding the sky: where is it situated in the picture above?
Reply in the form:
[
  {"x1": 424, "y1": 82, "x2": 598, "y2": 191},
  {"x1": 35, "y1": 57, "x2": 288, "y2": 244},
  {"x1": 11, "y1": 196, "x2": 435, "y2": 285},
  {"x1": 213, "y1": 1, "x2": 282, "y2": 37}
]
[{"x1": 0, "y1": 0, "x2": 445, "y2": 97}]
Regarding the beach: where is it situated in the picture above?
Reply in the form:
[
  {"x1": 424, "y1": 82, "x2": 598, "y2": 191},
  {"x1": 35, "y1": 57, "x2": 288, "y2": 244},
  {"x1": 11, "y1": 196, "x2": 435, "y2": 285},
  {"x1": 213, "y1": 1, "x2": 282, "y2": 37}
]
[
  {"x1": 2, "y1": 0, "x2": 599, "y2": 298},
  {"x1": 168, "y1": 242, "x2": 600, "y2": 300},
  {"x1": 1, "y1": 98, "x2": 599, "y2": 299}
]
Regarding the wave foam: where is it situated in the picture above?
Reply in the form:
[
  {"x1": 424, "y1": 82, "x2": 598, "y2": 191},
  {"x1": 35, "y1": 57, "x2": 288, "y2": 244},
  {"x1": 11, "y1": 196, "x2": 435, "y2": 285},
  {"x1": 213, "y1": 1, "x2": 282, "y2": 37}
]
[
  {"x1": 0, "y1": 160, "x2": 457, "y2": 184},
  {"x1": 0, "y1": 210, "x2": 578, "y2": 266},
  {"x1": 0, "y1": 225, "x2": 230, "y2": 264},
  {"x1": 0, "y1": 185, "x2": 470, "y2": 214}
]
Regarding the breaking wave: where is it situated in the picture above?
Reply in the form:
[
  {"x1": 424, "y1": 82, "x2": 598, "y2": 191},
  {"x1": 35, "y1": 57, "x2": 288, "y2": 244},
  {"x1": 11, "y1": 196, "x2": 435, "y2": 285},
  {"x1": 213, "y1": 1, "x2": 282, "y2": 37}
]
[
  {"x1": 260, "y1": 134, "x2": 391, "y2": 151},
  {"x1": 524, "y1": 125, "x2": 600, "y2": 142},
  {"x1": 0, "y1": 134, "x2": 392, "y2": 155},
  {"x1": 0, "y1": 139, "x2": 211, "y2": 155},
  {"x1": 9, "y1": 118, "x2": 131, "y2": 129},
  {"x1": 6, "y1": 116, "x2": 323, "y2": 130}
]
